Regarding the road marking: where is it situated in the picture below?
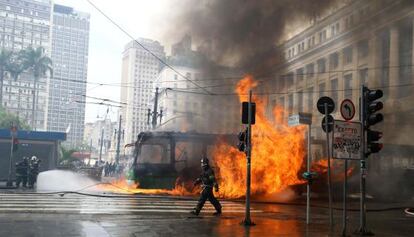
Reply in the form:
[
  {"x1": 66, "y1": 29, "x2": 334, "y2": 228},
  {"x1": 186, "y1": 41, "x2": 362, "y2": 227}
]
[{"x1": 0, "y1": 193, "x2": 262, "y2": 214}]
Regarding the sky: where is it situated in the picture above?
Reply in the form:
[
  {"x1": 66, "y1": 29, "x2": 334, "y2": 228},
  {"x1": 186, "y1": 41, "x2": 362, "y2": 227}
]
[{"x1": 54, "y1": 0, "x2": 175, "y2": 123}]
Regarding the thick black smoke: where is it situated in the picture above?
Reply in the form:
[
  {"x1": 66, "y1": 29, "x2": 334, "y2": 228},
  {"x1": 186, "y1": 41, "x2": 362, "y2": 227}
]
[{"x1": 166, "y1": 0, "x2": 340, "y2": 74}]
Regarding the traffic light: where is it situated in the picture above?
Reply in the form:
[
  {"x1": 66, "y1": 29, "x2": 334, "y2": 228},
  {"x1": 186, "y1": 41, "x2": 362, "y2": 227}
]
[
  {"x1": 237, "y1": 129, "x2": 247, "y2": 152},
  {"x1": 364, "y1": 87, "x2": 384, "y2": 154}
]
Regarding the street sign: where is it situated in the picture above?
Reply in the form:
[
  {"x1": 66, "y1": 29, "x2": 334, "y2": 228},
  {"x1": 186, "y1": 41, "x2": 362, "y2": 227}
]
[
  {"x1": 321, "y1": 115, "x2": 334, "y2": 133},
  {"x1": 317, "y1": 96, "x2": 335, "y2": 114},
  {"x1": 288, "y1": 112, "x2": 312, "y2": 126},
  {"x1": 332, "y1": 120, "x2": 362, "y2": 160},
  {"x1": 340, "y1": 99, "x2": 355, "y2": 121}
]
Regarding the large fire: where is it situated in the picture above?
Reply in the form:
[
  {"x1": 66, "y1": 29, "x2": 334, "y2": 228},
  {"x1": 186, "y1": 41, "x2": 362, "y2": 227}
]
[
  {"x1": 212, "y1": 75, "x2": 307, "y2": 199},
  {"x1": 98, "y1": 75, "x2": 342, "y2": 200}
]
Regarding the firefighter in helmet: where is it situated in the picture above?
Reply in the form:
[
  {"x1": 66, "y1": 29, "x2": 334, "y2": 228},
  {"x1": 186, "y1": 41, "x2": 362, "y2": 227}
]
[
  {"x1": 28, "y1": 156, "x2": 41, "y2": 188},
  {"x1": 15, "y1": 157, "x2": 29, "y2": 188},
  {"x1": 190, "y1": 157, "x2": 222, "y2": 216}
]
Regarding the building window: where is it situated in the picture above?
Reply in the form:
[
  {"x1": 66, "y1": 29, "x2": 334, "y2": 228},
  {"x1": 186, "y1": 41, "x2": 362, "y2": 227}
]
[
  {"x1": 319, "y1": 82, "x2": 326, "y2": 98},
  {"x1": 279, "y1": 75, "x2": 286, "y2": 91},
  {"x1": 331, "y1": 79, "x2": 338, "y2": 105},
  {"x1": 306, "y1": 63, "x2": 314, "y2": 78},
  {"x1": 279, "y1": 97, "x2": 286, "y2": 119},
  {"x1": 319, "y1": 30, "x2": 327, "y2": 43},
  {"x1": 343, "y1": 46, "x2": 353, "y2": 64},
  {"x1": 288, "y1": 94, "x2": 294, "y2": 115},
  {"x1": 317, "y1": 58, "x2": 326, "y2": 73},
  {"x1": 296, "y1": 68, "x2": 304, "y2": 82},
  {"x1": 398, "y1": 22, "x2": 413, "y2": 98},
  {"x1": 286, "y1": 72, "x2": 294, "y2": 88},
  {"x1": 380, "y1": 31, "x2": 390, "y2": 88},
  {"x1": 358, "y1": 40, "x2": 369, "y2": 60},
  {"x1": 359, "y1": 68, "x2": 368, "y2": 86},
  {"x1": 307, "y1": 87, "x2": 314, "y2": 112},
  {"x1": 329, "y1": 52, "x2": 339, "y2": 70},
  {"x1": 297, "y1": 91, "x2": 303, "y2": 112},
  {"x1": 344, "y1": 74, "x2": 353, "y2": 99}
]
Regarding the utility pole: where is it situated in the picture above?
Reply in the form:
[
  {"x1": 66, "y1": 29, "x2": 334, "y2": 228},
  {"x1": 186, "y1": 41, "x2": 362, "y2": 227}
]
[
  {"x1": 115, "y1": 115, "x2": 122, "y2": 165},
  {"x1": 98, "y1": 128, "x2": 104, "y2": 165},
  {"x1": 98, "y1": 107, "x2": 109, "y2": 165},
  {"x1": 88, "y1": 138, "x2": 92, "y2": 166},
  {"x1": 151, "y1": 87, "x2": 159, "y2": 129}
]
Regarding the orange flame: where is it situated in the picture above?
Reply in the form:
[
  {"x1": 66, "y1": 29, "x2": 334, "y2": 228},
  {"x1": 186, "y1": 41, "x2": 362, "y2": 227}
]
[
  {"x1": 98, "y1": 76, "x2": 352, "y2": 200},
  {"x1": 98, "y1": 178, "x2": 195, "y2": 196},
  {"x1": 212, "y1": 75, "x2": 307, "y2": 199}
]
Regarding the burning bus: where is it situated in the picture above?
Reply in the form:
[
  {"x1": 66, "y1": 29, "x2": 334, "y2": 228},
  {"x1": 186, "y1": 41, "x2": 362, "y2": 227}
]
[{"x1": 128, "y1": 131, "x2": 235, "y2": 189}]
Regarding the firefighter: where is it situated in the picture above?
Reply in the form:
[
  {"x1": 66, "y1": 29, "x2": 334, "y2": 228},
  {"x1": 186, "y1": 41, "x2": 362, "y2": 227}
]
[
  {"x1": 28, "y1": 156, "x2": 41, "y2": 188},
  {"x1": 190, "y1": 157, "x2": 222, "y2": 216},
  {"x1": 15, "y1": 157, "x2": 29, "y2": 188}
]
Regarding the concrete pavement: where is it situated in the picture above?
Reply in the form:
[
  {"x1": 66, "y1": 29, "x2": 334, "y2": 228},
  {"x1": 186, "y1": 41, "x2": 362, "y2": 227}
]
[{"x1": 0, "y1": 191, "x2": 412, "y2": 236}]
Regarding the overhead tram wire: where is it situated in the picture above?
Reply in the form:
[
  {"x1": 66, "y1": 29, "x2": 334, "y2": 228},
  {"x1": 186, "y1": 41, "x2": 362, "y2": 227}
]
[
  {"x1": 85, "y1": 0, "x2": 213, "y2": 95},
  {"x1": 51, "y1": 64, "x2": 414, "y2": 91}
]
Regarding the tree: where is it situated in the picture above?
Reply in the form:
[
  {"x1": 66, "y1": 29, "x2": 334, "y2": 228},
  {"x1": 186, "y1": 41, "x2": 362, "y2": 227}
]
[
  {"x1": 0, "y1": 49, "x2": 24, "y2": 107},
  {"x1": 20, "y1": 46, "x2": 53, "y2": 129},
  {"x1": 0, "y1": 49, "x2": 13, "y2": 106},
  {"x1": 0, "y1": 106, "x2": 31, "y2": 130}
]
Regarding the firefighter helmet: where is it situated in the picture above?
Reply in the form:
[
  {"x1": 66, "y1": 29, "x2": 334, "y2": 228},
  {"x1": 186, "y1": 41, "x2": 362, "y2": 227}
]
[{"x1": 201, "y1": 157, "x2": 209, "y2": 168}]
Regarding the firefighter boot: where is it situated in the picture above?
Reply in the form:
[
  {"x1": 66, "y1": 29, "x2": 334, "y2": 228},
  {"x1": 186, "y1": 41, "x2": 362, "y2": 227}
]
[
  {"x1": 190, "y1": 208, "x2": 200, "y2": 216},
  {"x1": 213, "y1": 208, "x2": 222, "y2": 216}
]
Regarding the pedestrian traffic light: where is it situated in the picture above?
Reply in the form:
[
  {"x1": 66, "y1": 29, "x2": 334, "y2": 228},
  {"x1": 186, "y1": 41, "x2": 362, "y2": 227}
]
[
  {"x1": 363, "y1": 87, "x2": 384, "y2": 154},
  {"x1": 237, "y1": 129, "x2": 247, "y2": 152}
]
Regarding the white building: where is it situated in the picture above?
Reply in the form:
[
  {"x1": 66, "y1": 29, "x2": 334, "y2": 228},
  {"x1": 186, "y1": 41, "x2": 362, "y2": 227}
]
[
  {"x1": 120, "y1": 38, "x2": 165, "y2": 145},
  {"x1": 85, "y1": 118, "x2": 116, "y2": 161},
  {"x1": 0, "y1": 0, "x2": 52, "y2": 130},
  {"x1": 48, "y1": 4, "x2": 90, "y2": 148}
]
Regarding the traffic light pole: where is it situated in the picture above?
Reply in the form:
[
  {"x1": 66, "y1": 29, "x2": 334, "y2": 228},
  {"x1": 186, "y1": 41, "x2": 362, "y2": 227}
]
[
  {"x1": 324, "y1": 103, "x2": 333, "y2": 229},
  {"x1": 7, "y1": 133, "x2": 14, "y2": 187},
  {"x1": 358, "y1": 85, "x2": 370, "y2": 235},
  {"x1": 243, "y1": 89, "x2": 254, "y2": 226},
  {"x1": 152, "y1": 87, "x2": 159, "y2": 129}
]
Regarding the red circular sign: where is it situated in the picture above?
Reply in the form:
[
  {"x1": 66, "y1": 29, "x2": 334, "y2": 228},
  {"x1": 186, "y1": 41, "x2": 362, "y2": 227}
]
[{"x1": 340, "y1": 99, "x2": 355, "y2": 121}]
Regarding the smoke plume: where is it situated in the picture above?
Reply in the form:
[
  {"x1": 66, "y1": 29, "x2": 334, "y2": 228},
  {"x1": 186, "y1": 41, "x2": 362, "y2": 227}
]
[{"x1": 164, "y1": 0, "x2": 341, "y2": 73}]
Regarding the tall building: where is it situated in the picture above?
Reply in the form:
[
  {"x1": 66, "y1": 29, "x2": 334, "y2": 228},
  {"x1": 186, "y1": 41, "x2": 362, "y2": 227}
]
[
  {"x1": 47, "y1": 4, "x2": 90, "y2": 147},
  {"x1": 0, "y1": 0, "x2": 52, "y2": 130},
  {"x1": 262, "y1": 0, "x2": 414, "y2": 175},
  {"x1": 120, "y1": 38, "x2": 165, "y2": 145}
]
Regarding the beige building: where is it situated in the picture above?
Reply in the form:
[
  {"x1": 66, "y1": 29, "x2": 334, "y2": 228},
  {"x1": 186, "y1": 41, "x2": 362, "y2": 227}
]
[
  {"x1": 120, "y1": 38, "x2": 165, "y2": 146},
  {"x1": 261, "y1": 0, "x2": 414, "y2": 171}
]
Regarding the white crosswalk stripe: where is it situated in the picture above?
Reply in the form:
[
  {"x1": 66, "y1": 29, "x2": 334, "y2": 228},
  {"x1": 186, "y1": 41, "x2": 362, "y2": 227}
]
[{"x1": 0, "y1": 193, "x2": 262, "y2": 214}]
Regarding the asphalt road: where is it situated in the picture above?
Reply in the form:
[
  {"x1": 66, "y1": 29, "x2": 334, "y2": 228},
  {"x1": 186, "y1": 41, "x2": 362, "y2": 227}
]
[{"x1": 0, "y1": 191, "x2": 412, "y2": 237}]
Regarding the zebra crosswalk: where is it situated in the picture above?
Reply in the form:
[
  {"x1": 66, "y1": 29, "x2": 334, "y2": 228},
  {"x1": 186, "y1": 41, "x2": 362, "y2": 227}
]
[{"x1": 0, "y1": 193, "x2": 262, "y2": 215}]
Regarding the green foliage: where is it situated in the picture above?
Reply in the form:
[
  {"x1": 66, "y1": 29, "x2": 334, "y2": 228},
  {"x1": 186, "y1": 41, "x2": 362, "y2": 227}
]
[
  {"x1": 0, "y1": 106, "x2": 31, "y2": 130},
  {"x1": 20, "y1": 46, "x2": 53, "y2": 79},
  {"x1": 59, "y1": 147, "x2": 78, "y2": 166}
]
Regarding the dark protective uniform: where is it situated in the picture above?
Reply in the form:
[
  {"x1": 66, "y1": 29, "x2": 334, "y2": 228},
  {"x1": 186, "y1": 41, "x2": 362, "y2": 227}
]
[
  {"x1": 15, "y1": 159, "x2": 28, "y2": 188},
  {"x1": 192, "y1": 159, "x2": 222, "y2": 215},
  {"x1": 28, "y1": 160, "x2": 40, "y2": 188}
]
